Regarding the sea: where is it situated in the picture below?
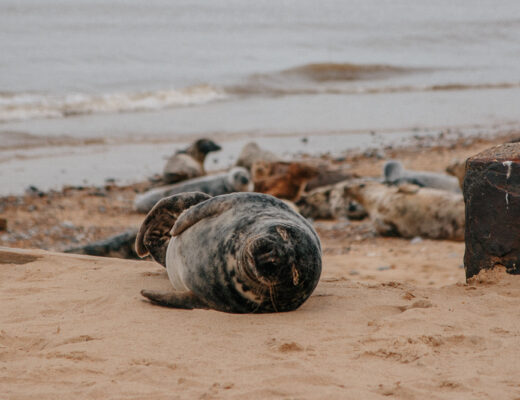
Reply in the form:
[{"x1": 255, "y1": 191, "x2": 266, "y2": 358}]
[{"x1": 1, "y1": 0, "x2": 520, "y2": 194}]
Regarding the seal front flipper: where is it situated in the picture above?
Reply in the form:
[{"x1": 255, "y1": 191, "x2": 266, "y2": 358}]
[
  {"x1": 171, "y1": 194, "x2": 240, "y2": 236},
  {"x1": 135, "y1": 192, "x2": 211, "y2": 266},
  {"x1": 141, "y1": 289, "x2": 210, "y2": 309}
]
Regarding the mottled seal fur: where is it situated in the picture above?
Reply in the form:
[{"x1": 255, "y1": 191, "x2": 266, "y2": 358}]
[
  {"x1": 134, "y1": 167, "x2": 253, "y2": 213},
  {"x1": 297, "y1": 180, "x2": 367, "y2": 220},
  {"x1": 135, "y1": 192, "x2": 322, "y2": 313},
  {"x1": 383, "y1": 160, "x2": 461, "y2": 193},
  {"x1": 163, "y1": 138, "x2": 221, "y2": 183},
  {"x1": 344, "y1": 180, "x2": 464, "y2": 240}
]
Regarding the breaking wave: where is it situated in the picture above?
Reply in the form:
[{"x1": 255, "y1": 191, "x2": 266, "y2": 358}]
[{"x1": 0, "y1": 85, "x2": 227, "y2": 123}]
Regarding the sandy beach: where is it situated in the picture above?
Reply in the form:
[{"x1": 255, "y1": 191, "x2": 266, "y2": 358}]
[
  {"x1": 3, "y1": 1, "x2": 520, "y2": 397},
  {"x1": 2, "y1": 131, "x2": 520, "y2": 399}
]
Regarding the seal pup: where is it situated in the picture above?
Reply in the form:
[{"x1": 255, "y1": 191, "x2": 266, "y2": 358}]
[
  {"x1": 383, "y1": 160, "x2": 461, "y2": 193},
  {"x1": 134, "y1": 167, "x2": 253, "y2": 213},
  {"x1": 136, "y1": 192, "x2": 322, "y2": 313},
  {"x1": 344, "y1": 180, "x2": 464, "y2": 240},
  {"x1": 163, "y1": 138, "x2": 221, "y2": 184}
]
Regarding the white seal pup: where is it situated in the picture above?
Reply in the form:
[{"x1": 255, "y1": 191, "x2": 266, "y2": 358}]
[
  {"x1": 135, "y1": 192, "x2": 322, "y2": 313},
  {"x1": 383, "y1": 160, "x2": 461, "y2": 193},
  {"x1": 163, "y1": 138, "x2": 221, "y2": 183},
  {"x1": 344, "y1": 180, "x2": 464, "y2": 240},
  {"x1": 134, "y1": 167, "x2": 252, "y2": 213}
]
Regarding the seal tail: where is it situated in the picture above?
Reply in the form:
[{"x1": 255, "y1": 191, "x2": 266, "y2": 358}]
[{"x1": 135, "y1": 192, "x2": 211, "y2": 266}]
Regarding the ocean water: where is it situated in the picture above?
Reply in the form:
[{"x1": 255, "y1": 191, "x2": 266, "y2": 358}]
[{"x1": 1, "y1": 0, "x2": 520, "y2": 193}]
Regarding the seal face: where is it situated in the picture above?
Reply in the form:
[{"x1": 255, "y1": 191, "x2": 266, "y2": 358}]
[{"x1": 136, "y1": 192, "x2": 322, "y2": 313}]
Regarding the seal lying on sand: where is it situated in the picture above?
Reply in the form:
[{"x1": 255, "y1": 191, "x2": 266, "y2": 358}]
[
  {"x1": 163, "y1": 138, "x2": 221, "y2": 184},
  {"x1": 134, "y1": 167, "x2": 252, "y2": 213},
  {"x1": 383, "y1": 160, "x2": 461, "y2": 193},
  {"x1": 136, "y1": 192, "x2": 322, "y2": 313},
  {"x1": 344, "y1": 180, "x2": 464, "y2": 240}
]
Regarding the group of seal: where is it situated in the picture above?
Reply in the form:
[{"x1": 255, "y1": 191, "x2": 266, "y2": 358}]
[{"x1": 136, "y1": 192, "x2": 322, "y2": 313}]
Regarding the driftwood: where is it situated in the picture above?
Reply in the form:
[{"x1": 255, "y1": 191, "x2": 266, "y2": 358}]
[{"x1": 251, "y1": 161, "x2": 318, "y2": 201}]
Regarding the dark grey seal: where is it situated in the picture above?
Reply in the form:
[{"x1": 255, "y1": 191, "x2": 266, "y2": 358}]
[
  {"x1": 134, "y1": 167, "x2": 252, "y2": 213},
  {"x1": 135, "y1": 192, "x2": 322, "y2": 313},
  {"x1": 383, "y1": 160, "x2": 461, "y2": 193}
]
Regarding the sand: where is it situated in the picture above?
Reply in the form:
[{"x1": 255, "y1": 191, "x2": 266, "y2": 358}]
[
  {"x1": 2, "y1": 246, "x2": 520, "y2": 400},
  {"x1": 2, "y1": 132, "x2": 520, "y2": 399}
]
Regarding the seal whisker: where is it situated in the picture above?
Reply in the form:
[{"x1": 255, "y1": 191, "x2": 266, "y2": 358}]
[{"x1": 269, "y1": 284, "x2": 279, "y2": 313}]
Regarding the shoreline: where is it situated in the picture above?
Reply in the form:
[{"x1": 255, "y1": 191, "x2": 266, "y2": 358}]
[{"x1": 1, "y1": 122, "x2": 519, "y2": 197}]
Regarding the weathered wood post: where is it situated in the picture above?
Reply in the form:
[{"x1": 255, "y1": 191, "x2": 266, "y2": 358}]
[{"x1": 464, "y1": 143, "x2": 520, "y2": 279}]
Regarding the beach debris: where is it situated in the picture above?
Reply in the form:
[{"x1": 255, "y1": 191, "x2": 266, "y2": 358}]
[
  {"x1": 65, "y1": 229, "x2": 139, "y2": 259},
  {"x1": 343, "y1": 180, "x2": 464, "y2": 241},
  {"x1": 163, "y1": 138, "x2": 221, "y2": 184},
  {"x1": 384, "y1": 160, "x2": 461, "y2": 193},
  {"x1": 235, "y1": 142, "x2": 280, "y2": 171},
  {"x1": 464, "y1": 143, "x2": 520, "y2": 279},
  {"x1": 297, "y1": 180, "x2": 367, "y2": 220},
  {"x1": 251, "y1": 161, "x2": 318, "y2": 201},
  {"x1": 134, "y1": 167, "x2": 252, "y2": 213}
]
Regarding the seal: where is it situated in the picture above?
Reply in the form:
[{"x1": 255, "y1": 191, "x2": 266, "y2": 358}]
[
  {"x1": 344, "y1": 180, "x2": 464, "y2": 240},
  {"x1": 297, "y1": 180, "x2": 367, "y2": 220},
  {"x1": 135, "y1": 192, "x2": 322, "y2": 313},
  {"x1": 163, "y1": 138, "x2": 222, "y2": 184},
  {"x1": 134, "y1": 167, "x2": 253, "y2": 213},
  {"x1": 383, "y1": 160, "x2": 461, "y2": 193}
]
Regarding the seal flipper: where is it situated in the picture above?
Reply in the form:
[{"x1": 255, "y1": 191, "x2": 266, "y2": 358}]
[
  {"x1": 135, "y1": 191, "x2": 211, "y2": 266},
  {"x1": 141, "y1": 289, "x2": 210, "y2": 309},
  {"x1": 171, "y1": 195, "x2": 238, "y2": 236}
]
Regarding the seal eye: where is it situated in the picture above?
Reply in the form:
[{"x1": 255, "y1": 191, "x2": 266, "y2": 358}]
[{"x1": 239, "y1": 175, "x2": 249, "y2": 185}]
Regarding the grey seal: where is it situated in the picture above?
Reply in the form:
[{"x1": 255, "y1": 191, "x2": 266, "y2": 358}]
[
  {"x1": 135, "y1": 192, "x2": 322, "y2": 313},
  {"x1": 134, "y1": 167, "x2": 253, "y2": 213},
  {"x1": 163, "y1": 138, "x2": 221, "y2": 183},
  {"x1": 344, "y1": 180, "x2": 464, "y2": 240},
  {"x1": 383, "y1": 160, "x2": 461, "y2": 193}
]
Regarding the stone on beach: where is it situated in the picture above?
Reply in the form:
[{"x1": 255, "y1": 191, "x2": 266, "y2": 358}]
[{"x1": 464, "y1": 143, "x2": 520, "y2": 279}]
